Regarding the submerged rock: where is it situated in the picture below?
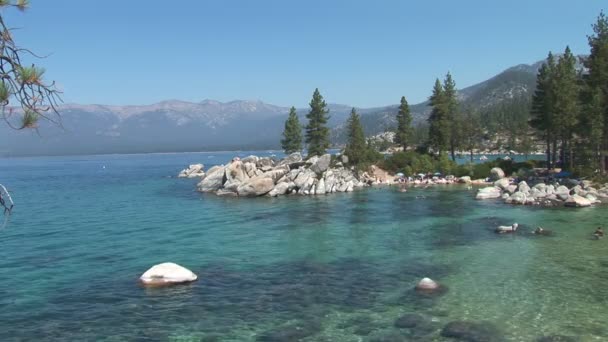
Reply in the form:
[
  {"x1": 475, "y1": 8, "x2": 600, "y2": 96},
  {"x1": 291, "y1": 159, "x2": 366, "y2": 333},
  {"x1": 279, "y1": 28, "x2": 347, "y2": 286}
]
[
  {"x1": 139, "y1": 262, "x2": 197, "y2": 286},
  {"x1": 537, "y1": 335, "x2": 578, "y2": 342},
  {"x1": 256, "y1": 320, "x2": 321, "y2": 341},
  {"x1": 394, "y1": 313, "x2": 425, "y2": 329},
  {"x1": 441, "y1": 320, "x2": 504, "y2": 342}
]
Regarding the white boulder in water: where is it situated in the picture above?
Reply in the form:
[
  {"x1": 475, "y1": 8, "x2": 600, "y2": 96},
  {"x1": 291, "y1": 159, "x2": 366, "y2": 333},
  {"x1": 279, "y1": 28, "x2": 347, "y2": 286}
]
[
  {"x1": 496, "y1": 223, "x2": 518, "y2": 233},
  {"x1": 139, "y1": 262, "x2": 197, "y2": 286},
  {"x1": 416, "y1": 277, "x2": 439, "y2": 291}
]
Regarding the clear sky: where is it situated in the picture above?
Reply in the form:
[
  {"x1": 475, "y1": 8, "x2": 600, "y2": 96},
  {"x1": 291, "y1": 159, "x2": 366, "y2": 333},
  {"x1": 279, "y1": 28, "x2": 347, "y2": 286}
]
[{"x1": 6, "y1": 0, "x2": 606, "y2": 107}]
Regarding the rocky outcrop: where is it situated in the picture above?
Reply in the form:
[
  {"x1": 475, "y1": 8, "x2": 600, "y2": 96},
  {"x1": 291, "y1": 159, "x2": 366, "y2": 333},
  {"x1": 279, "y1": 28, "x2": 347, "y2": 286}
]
[
  {"x1": 178, "y1": 164, "x2": 205, "y2": 178},
  {"x1": 191, "y1": 153, "x2": 370, "y2": 197},
  {"x1": 139, "y1": 262, "x2": 197, "y2": 286},
  {"x1": 476, "y1": 173, "x2": 603, "y2": 208}
]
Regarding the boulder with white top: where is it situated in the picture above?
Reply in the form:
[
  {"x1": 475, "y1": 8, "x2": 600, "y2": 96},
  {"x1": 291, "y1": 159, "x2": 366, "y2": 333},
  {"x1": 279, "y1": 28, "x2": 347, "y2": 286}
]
[
  {"x1": 415, "y1": 277, "x2": 440, "y2": 292},
  {"x1": 139, "y1": 262, "x2": 197, "y2": 286}
]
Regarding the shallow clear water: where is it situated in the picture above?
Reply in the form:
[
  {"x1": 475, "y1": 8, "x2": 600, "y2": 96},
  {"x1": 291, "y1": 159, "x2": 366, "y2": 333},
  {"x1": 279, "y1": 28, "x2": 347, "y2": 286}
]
[{"x1": 0, "y1": 152, "x2": 606, "y2": 341}]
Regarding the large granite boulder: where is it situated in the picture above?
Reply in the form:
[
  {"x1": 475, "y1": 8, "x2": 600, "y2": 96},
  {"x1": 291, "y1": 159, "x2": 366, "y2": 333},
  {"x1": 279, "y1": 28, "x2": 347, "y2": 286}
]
[
  {"x1": 268, "y1": 182, "x2": 290, "y2": 197},
  {"x1": 197, "y1": 165, "x2": 226, "y2": 192},
  {"x1": 310, "y1": 154, "x2": 331, "y2": 174},
  {"x1": 294, "y1": 169, "x2": 316, "y2": 189},
  {"x1": 506, "y1": 184, "x2": 518, "y2": 194},
  {"x1": 476, "y1": 187, "x2": 502, "y2": 200},
  {"x1": 459, "y1": 176, "x2": 472, "y2": 184},
  {"x1": 506, "y1": 191, "x2": 527, "y2": 205},
  {"x1": 225, "y1": 160, "x2": 248, "y2": 183},
  {"x1": 139, "y1": 262, "x2": 197, "y2": 286},
  {"x1": 256, "y1": 157, "x2": 274, "y2": 170},
  {"x1": 316, "y1": 178, "x2": 326, "y2": 195},
  {"x1": 279, "y1": 152, "x2": 303, "y2": 167},
  {"x1": 564, "y1": 194, "x2": 592, "y2": 207},
  {"x1": 489, "y1": 167, "x2": 505, "y2": 181},
  {"x1": 518, "y1": 181, "x2": 531, "y2": 194},
  {"x1": 494, "y1": 178, "x2": 510, "y2": 190},
  {"x1": 263, "y1": 166, "x2": 289, "y2": 182},
  {"x1": 555, "y1": 185, "x2": 571, "y2": 200},
  {"x1": 237, "y1": 177, "x2": 275, "y2": 197},
  {"x1": 241, "y1": 155, "x2": 259, "y2": 164}
]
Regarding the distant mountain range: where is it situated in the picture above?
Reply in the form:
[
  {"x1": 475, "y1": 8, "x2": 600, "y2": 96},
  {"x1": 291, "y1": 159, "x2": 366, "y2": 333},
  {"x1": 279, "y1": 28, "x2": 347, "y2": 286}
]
[{"x1": 0, "y1": 58, "x2": 559, "y2": 156}]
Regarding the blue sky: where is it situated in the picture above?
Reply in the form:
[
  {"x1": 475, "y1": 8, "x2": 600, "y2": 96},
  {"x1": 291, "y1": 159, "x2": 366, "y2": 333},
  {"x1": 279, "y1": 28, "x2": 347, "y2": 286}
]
[{"x1": 7, "y1": 0, "x2": 606, "y2": 107}]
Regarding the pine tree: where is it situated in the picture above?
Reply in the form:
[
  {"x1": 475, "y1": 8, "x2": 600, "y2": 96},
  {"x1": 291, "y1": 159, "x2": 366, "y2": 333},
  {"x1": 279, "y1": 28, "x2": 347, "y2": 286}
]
[
  {"x1": 584, "y1": 11, "x2": 608, "y2": 173},
  {"x1": 305, "y1": 88, "x2": 331, "y2": 157},
  {"x1": 395, "y1": 96, "x2": 412, "y2": 150},
  {"x1": 442, "y1": 72, "x2": 461, "y2": 161},
  {"x1": 578, "y1": 86, "x2": 604, "y2": 171},
  {"x1": 530, "y1": 53, "x2": 557, "y2": 169},
  {"x1": 344, "y1": 108, "x2": 367, "y2": 165},
  {"x1": 281, "y1": 106, "x2": 303, "y2": 154},
  {"x1": 427, "y1": 79, "x2": 448, "y2": 154},
  {"x1": 553, "y1": 46, "x2": 580, "y2": 170}
]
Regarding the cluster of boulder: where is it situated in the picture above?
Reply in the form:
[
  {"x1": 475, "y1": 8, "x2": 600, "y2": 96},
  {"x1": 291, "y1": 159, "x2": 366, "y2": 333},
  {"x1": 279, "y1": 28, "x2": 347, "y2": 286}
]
[
  {"x1": 177, "y1": 164, "x2": 205, "y2": 178},
  {"x1": 476, "y1": 167, "x2": 607, "y2": 207},
  {"x1": 191, "y1": 152, "x2": 370, "y2": 197}
]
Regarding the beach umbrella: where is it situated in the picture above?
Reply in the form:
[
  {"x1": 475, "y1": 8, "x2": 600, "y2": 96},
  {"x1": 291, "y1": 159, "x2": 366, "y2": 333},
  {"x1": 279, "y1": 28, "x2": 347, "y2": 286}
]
[
  {"x1": 434, "y1": 172, "x2": 442, "y2": 176},
  {"x1": 396, "y1": 172, "x2": 405, "y2": 177}
]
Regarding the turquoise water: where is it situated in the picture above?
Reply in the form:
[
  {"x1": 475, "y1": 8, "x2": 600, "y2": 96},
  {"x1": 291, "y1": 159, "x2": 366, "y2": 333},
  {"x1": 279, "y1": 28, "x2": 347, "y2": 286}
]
[{"x1": 0, "y1": 152, "x2": 606, "y2": 341}]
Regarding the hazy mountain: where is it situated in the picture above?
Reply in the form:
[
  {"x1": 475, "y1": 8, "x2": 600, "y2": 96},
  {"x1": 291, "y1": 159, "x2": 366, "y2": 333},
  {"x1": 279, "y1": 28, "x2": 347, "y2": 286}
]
[
  {"x1": 0, "y1": 57, "x2": 571, "y2": 156},
  {"x1": 331, "y1": 61, "x2": 545, "y2": 142}
]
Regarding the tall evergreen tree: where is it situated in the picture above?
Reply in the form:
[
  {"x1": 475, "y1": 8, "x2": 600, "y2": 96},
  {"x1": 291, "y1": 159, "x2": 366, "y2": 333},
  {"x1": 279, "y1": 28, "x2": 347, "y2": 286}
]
[
  {"x1": 553, "y1": 46, "x2": 580, "y2": 170},
  {"x1": 395, "y1": 96, "x2": 413, "y2": 150},
  {"x1": 578, "y1": 86, "x2": 604, "y2": 171},
  {"x1": 305, "y1": 88, "x2": 331, "y2": 157},
  {"x1": 584, "y1": 11, "x2": 608, "y2": 173},
  {"x1": 344, "y1": 108, "x2": 367, "y2": 165},
  {"x1": 427, "y1": 79, "x2": 449, "y2": 154},
  {"x1": 530, "y1": 53, "x2": 557, "y2": 169},
  {"x1": 281, "y1": 106, "x2": 303, "y2": 154},
  {"x1": 442, "y1": 72, "x2": 461, "y2": 161}
]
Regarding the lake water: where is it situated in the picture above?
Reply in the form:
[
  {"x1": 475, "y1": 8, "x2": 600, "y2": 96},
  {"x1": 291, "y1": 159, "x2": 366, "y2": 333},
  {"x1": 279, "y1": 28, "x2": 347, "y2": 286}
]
[{"x1": 0, "y1": 151, "x2": 605, "y2": 341}]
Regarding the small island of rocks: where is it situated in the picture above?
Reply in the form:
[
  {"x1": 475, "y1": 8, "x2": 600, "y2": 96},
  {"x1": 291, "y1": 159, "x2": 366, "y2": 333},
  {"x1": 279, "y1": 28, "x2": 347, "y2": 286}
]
[{"x1": 178, "y1": 152, "x2": 394, "y2": 197}]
